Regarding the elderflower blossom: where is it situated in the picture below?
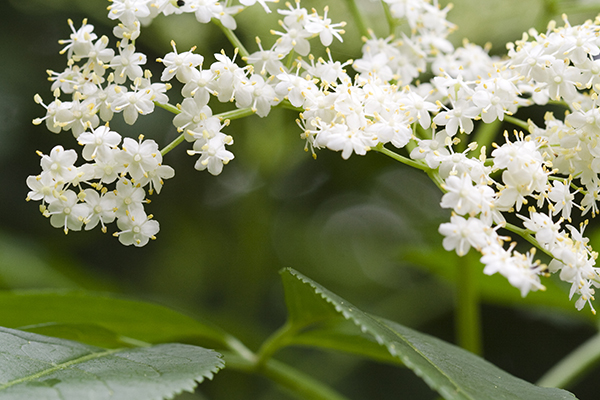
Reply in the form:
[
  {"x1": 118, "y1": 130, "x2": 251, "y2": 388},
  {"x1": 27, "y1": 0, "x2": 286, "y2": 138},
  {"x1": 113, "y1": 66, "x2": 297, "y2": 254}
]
[{"x1": 28, "y1": 0, "x2": 600, "y2": 313}]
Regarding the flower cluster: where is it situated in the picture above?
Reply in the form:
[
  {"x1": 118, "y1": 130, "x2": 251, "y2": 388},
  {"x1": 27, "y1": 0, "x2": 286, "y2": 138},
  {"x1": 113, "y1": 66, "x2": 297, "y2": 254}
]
[
  {"x1": 28, "y1": 0, "x2": 600, "y2": 311},
  {"x1": 28, "y1": 13, "x2": 176, "y2": 246},
  {"x1": 28, "y1": 0, "x2": 347, "y2": 244},
  {"x1": 268, "y1": 4, "x2": 600, "y2": 311}
]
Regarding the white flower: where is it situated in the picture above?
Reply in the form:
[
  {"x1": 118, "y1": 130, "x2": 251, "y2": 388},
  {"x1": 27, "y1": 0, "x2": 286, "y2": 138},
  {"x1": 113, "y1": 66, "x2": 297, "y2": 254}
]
[
  {"x1": 40, "y1": 145, "x2": 79, "y2": 183},
  {"x1": 234, "y1": 74, "x2": 279, "y2": 117},
  {"x1": 519, "y1": 211, "x2": 562, "y2": 248},
  {"x1": 398, "y1": 91, "x2": 438, "y2": 130},
  {"x1": 115, "y1": 208, "x2": 159, "y2": 247},
  {"x1": 58, "y1": 19, "x2": 97, "y2": 60},
  {"x1": 113, "y1": 178, "x2": 146, "y2": 218},
  {"x1": 432, "y1": 99, "x2": 479, "y2": 136},
  {"x1": 82, "y1": 189, "x2": 117, "y2": 232},
  {"x1": 188, "y1": 132, "x2": 235, "y2": 175},
  {"x1": 78, "y1": 125, "x2": 122, "y2": 161},
  {"x1": 481, "y1": 245, "x2": 546, "y2": 297},
  {"x1": 440, "y1": 174, "x2": 493, "y2": 217},
  {"x1": 117, "y1": 137, "x2": 161, "y2": 181},
  {"x1": 109, "y1": 44, "x2": 147, "y2": 84},
  {"x1": 239, "y1": 0, "x2": 276, "y2": 13},
  {"x1": 92, "y1": 148, "x2": 126, "y2": 183},
  {"x1": 410, "y1": 130, "x2": 451, "y2": 169},
  {"x1": 272, "y1": 22, "x2": 312, "y2": 57},
  {"x1": 245, "y1": 38, "x2": 285, "y2": 76},
  {"x1": 438, "y1": 214, "x2": 493, "y2": 256},
  {"x1": 26, "y1": 173, "x2": 64, "y2": 203},
  {"x1": 181, "y1": 68, "x2": 216, "y2": 98},
  {"x1": 210, "y1": 51, "x2": 247, "y2": 102},
  {"x1": 47, "y1": 189, "x2": 89, "y2": 234},
  {"x1": 111, "y1": 79, "x2": 157, "y2": 125},
  {"x1": 52, "y1": 98, "x2": 100, "y2": 138},
  {"x1": 548, "y1": 179, "x2": 579, "y2": 220},
  {"x1": 137, "y1": 164, "x2": 175, "y2": 195},
  {"x1": 113, "y1": 18, "x2": 141, "y2": 41},
  {"x1": 158, "y1": 41, "x2": 204, "y2": 83},
  {"x1": 107, "y1": 0, "x2": 151, "y2": 22},
  {"x1": 172, "y1": 93, "x2": 213, "y2": 135},
  {"x1": 275, "y1": 71, "x2": 319, "y2": 108},
  {"x1": 304, "y1": 7, "x2": 345, "y2": 47}
]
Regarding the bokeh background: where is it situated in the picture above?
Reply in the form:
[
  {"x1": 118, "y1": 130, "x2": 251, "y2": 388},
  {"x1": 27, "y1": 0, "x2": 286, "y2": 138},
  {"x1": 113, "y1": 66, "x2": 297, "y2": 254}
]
[{"x1": 2, "y1": 0, "x2": 600, "y2": 398}]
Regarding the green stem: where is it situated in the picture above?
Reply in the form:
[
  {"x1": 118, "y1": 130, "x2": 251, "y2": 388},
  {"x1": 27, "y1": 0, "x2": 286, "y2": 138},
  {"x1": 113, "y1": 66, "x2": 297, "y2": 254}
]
[
  {"x1": 426, "y1": 169, "x2": 445, "y2": 192},
  {"x1": 372, "y1": 144, "x2": 430, "y2": 172},
  {"x1": 277, "y1": 99, "x2": 303, "y2": 112},
  {"x1": 160, "y1": 107, "x2": 255, "y2": 156},
  {"x1": 344, "y1": 0, "x2": 370, "y2": 39},
  {"x1": 256, "y1": 321, "x2": 297, "y2": 365},
  {"x1": 536, "y1": 331, "x2": 600, "y2": 389},
  {"x1": 221, "y1": 324, "x2": 348, "y2": 400},
  {"x1": 154, "y1": 101, "x2": 180, "y2": 115},
  {"x1": 455, "y1": 254, "x2": 482, "y2": 355},
  {"x1": 213, "y1": 19, "x2": 250, "y2": 59},
  {"x1": 467, "y1": 119, "x2": 502, "y2": 159},
  {"x1": 224, "y1": 352, "x2": 351, "y2": 400},
  {"x1": 380, "y1": 0, "x2": 397, "y2": 36},
  {"x1": 503, "y1": 115, "x2": 530, "y2": 132},
  {"x1": 502, "y1": 222, "x2": 554, "y2": 259},
  {"x1": 216, "y1": 107, "x2": 255, "y2": 121},
  {"x1": 161, "y1": 133, "x2": 185, "y2": 157}
]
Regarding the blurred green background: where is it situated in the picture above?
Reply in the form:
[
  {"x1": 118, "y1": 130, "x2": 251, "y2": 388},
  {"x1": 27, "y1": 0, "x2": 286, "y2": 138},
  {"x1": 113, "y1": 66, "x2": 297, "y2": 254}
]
[{"x1": 2, "y1": 0, "x2": 600, "y2": 399}]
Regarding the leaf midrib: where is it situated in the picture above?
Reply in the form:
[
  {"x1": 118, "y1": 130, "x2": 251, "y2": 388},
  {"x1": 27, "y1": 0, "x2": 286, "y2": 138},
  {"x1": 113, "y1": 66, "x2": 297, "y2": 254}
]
[{"x1": 0, "y1": 347, "x2": 124, "y2": 390}]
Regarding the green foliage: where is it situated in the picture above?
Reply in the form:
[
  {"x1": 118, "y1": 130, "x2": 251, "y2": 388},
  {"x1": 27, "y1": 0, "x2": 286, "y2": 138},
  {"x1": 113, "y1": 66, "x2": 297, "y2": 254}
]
[
  {"x1": 0, "y1": 327, "x2": 223, "y2": 400},
  {"x1": 0, "y1": 291, "x2": 233, "y2": 349},
  {"x1": 278, "y1": 268, "x2": 578, "y2": 400}
]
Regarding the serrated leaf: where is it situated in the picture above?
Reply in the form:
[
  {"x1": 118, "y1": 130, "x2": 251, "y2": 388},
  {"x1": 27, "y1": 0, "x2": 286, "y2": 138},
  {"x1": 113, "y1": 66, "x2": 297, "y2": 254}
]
[
  {"x1": 0, "y1": 291, "x2": 232, "y2": 349},
  {"x1": 280, "y1": 268, "x2": 403, "y2": 365},
  {"x1": 281, "y1": 268, "x2": 578, "y2": 400},
  {"x1": 0, "y1": 326, "x2": 223, "y2": 400}
]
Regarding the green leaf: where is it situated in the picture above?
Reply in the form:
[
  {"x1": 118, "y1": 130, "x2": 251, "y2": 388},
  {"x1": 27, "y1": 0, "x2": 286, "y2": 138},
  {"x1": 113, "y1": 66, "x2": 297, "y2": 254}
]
[
  {"x1": 280, "y1": 267, "x2": 402, "y2": 365},
  {"x1": 280, "y1": 268, "x2": 578, "y2": 400},
  {"x1": 0, "y1": 326, "x2": 223, "y2": 400},
  {"x1": 0, "y1": 290, "x2": 233, "y2": 349}
]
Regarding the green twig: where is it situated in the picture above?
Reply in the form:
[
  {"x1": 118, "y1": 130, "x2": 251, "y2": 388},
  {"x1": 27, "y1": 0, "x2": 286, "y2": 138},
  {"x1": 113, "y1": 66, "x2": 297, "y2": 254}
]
[
  {"x1": 380, "y1": 0, "x2": 397, "y2": 36},
  {"x1": 154, "y1": 101, "x2": 180, "y2": 115},
  {"x1": 503, "y1": 115, "x2": 530, "y2": 132},
  {"x1": 216, "y1": 107, "x2": 255, "y2": 121},
  {"x1": 372, "y1": 143, "x2": 430, "y2": 171},
  {"x1": 213, "y1": 18, "x2": 250, "y2": 59},
  {"x1": 455, "y1": 254, "x2": 482, "y2": 355},
  {"x1": 160, "y1": 107, "x2": 255, "y2": 156},
  {"x1": 255, "y1": 321, "x2": 297, "y2": 366},
  {"x1": 501, "y1": 222, "x2": 554, "y2": 259},
  {"x1": 224, "y1": 352, "x2": 351, "y2": 400},
  {"x1": 344, "y1": 0, "x2": 370, "y2": 39},
  {"x1": 161, "y1": 133, "x2": 186, "y2": 157},
  {"x1": 277, "y1": 99, "x2": 303, "y2": 112},
  {"x1": 536, "y1": 331, "x2": 600, "y2": 389}
]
